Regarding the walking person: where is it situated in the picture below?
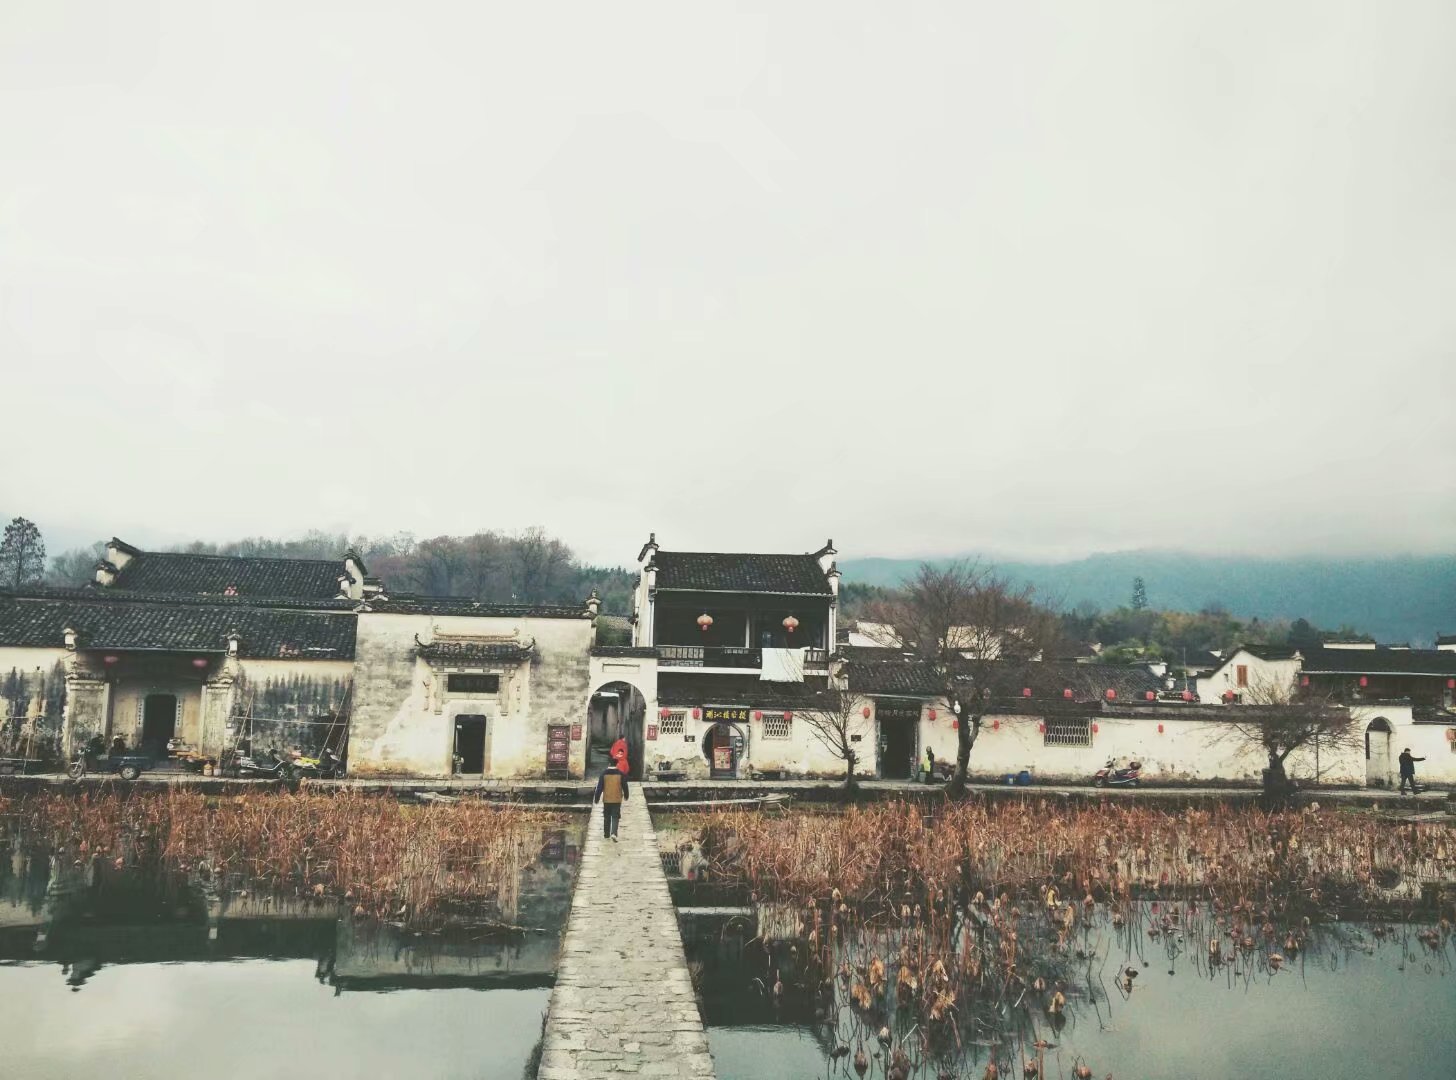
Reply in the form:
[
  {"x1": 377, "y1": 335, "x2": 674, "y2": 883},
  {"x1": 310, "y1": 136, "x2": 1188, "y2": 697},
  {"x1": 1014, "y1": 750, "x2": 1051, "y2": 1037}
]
[
  {"x1": 593, "y1": 760, "x2": 629, "y2": 842},
  {"x1": 1398, "y1": 747, "x2": 1425, "y2": 794}
]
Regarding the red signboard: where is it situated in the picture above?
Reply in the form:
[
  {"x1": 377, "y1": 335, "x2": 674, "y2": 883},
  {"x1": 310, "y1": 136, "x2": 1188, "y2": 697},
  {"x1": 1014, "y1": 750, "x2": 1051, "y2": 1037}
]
[
  {"x1": 570, "y1": 724, "x2": 583, "y2": 741},
  {"x1": 647, "y1": 724, "x2": 658, "y2": 741}
]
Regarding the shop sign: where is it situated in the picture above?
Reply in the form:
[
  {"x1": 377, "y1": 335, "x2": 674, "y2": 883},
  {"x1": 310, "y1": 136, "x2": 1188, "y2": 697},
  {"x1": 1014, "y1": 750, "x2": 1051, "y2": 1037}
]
[{"x1": 703, "y1": 706, "x2": 750, "y2": 724}]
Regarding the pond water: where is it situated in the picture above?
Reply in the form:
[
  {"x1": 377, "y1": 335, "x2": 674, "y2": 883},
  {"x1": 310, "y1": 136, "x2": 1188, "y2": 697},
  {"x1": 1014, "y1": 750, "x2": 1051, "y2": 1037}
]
[
  {"x1": 681, "y1": 907, "x2": 1456, "y2": 1080},
  {"x1": 0, "y1": 819, "x2": 585, "y2": 1080}
]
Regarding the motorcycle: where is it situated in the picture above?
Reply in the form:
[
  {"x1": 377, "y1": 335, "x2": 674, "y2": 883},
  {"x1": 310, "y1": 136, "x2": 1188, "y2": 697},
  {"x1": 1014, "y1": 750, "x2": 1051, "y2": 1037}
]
[
  {"x1": 1093, "y1": 759, "x2": 1142, "y2": 788},
  {"x1": 290, "y1": 747, "x2": 346, "y2": 780},
  {"x1": 228, "y1": 747, "x2": 295, "y2": 780},
  {"x1": 68, "y1": 737, "x2": 149, "y2": 782}
]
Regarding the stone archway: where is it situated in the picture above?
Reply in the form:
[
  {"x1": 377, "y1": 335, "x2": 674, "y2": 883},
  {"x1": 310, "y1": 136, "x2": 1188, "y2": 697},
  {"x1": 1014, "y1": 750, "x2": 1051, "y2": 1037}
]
[
  {"x1": 588, "y1": 680, "x2": 649, "y2": 780},
  {"x1": 1364, "y1": 716, "x2": 1392, "y2": 788}
]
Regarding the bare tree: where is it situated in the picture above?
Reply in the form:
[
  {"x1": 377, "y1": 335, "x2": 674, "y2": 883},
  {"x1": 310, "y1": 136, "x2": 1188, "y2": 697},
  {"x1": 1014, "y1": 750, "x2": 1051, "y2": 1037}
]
[
  {"x1": 511, "y1": 526, "x2": 571, "y2": 601},
  {"x1": 47, "y1": 541, "x2": 107, "y2": 586},
  {"x1": 0, "y1": 517, "x2": 46, "y2": 588},
  {"x1": 1215, "y1": 674, "x2": 1358, "y2": 800},
  {"x1": 868, "y1": 561, "x2": 1058, "y2": 795},
  {"x1": 801, "y1": 675, "x2": 873, "y2": 791}
]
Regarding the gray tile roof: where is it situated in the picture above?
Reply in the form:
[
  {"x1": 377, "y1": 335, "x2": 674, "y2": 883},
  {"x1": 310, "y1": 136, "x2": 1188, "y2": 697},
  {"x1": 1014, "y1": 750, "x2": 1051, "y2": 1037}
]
[
  {"x1": 656, "y1": 674, "x2": 830, "y2": 709},
  {"x1": 1299, "y1": 645, "x2": 1456, "y2": 676},
  {"x1": 0, "y1": 590, "x2": 355, "y2": 659},
  {"x1": 844, "y1": 658, "x2": 1164, "y2": 702},
  {"x1": 651, "y1": 551, "x2": 831, "y2": 595},
  {"x1": 364, "y1": 596, "x2": 591, "y2": 619},
  {"x1": 111, "y1": 550, "x2": 347, "y2": 599}
]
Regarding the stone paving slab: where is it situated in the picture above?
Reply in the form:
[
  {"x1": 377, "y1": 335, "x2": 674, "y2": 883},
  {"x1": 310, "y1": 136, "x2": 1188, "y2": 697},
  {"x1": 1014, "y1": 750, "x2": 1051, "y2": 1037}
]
[{"x1": 540, "y1": 796, "x2": 715, "y2": 1080}]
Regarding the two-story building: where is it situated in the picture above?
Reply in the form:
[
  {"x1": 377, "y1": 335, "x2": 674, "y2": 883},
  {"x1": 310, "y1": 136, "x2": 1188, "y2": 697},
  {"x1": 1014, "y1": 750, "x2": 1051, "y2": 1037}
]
[{"x1": 587, "y1": 536, "x2": 843, "y2": 779}]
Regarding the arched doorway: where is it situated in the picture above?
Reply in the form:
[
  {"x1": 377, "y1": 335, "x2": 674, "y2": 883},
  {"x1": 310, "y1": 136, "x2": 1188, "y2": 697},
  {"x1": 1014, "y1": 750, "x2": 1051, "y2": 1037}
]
[
  {"x1": 588, "y1": 681, "x2": 648, "y2": 780},
  {"x1": 1365, "y1": 717, "x2": 1392, "y2": 787},
  {"x1": 701, "y1": 722, "x2": 744, "y2": 779}
]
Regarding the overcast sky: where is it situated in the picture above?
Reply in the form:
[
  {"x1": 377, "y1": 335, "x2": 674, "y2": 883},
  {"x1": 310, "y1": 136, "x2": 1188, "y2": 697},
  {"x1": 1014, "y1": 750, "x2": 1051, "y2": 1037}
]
[{"x1": 3, "y1": 1, "x2": 1452, "y2": 566}]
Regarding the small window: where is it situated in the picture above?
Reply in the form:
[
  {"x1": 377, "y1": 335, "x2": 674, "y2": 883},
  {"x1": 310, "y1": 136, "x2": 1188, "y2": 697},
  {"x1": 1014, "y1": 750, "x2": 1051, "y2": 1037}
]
[
  {"x1": 1236, "y1": 665, "x2": 1249, "y2": 688},
  {"x1": 660, "y1": 712, "x2": 685, "y2": 736},
  {"x1": 761, "y1": 713, "x2": 793, "y2": 740},
  {"x1": 447, "y1": 673, "x2": 500, "y2": 694},
  {"x1": 1043, "y1": 717, "x2": 1092, "y2": 747}
]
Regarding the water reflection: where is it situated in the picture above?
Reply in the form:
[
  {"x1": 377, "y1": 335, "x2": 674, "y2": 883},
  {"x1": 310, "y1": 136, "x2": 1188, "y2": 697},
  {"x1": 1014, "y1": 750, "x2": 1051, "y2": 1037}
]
[
  {"x1": 0, "y1": 825, "x2": 583, "y2": 1079},
  {"x1": 677, "y1": 899, "x2": 1456, "y2": 1080}
]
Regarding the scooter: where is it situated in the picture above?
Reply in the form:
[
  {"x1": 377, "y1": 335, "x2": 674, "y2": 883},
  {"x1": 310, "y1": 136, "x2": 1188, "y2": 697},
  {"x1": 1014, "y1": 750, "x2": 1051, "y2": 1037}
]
[
  {"x1": 291, "y1": 747, "x2": 346, "y2": 780},
  {"x1": 1093, "y1": 759, "x2": 1142, "y2": 788},
  {"x1": 229, "y1": 747, "x2": 295, "y2": 780}
]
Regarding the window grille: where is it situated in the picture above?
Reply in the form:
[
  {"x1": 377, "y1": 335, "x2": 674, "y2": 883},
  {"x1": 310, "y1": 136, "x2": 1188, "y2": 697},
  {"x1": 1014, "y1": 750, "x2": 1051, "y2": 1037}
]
[
  {"x1": 761, "y1": 713, "x2": 792, "y2": 740},
  {"x1": 660, "y1": 712, "x2": 685, "y2": 735},
  {"x1": 447, "y1": 673, "x2": 500, "y2": 694},
  {"x1": 1043, "y1": 716, "x2": 1092, "y2": 748}
]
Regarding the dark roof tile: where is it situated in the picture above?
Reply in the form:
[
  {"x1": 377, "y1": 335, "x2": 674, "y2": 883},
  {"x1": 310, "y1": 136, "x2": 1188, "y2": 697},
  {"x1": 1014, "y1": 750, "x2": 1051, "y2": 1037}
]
[
  {"x1": 651, "y1": 551, "x2": 830, "y2": 595},
  {"x1": 1299, "y1": 645, "x2": 1456, "y2": 676},
  {"x1": 112, "y1": 551, "x2": 346, "y2": 599},
  {"x1": 657, "y1": 674, "x2": 829, "y2": 709},
  {"x1": 0, "y1": 591, "x2": 355, "y2": 659}
]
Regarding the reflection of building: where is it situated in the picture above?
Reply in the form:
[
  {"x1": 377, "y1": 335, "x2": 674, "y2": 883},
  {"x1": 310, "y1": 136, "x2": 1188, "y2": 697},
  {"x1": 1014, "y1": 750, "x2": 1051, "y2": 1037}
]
[{"x1": 589, "y1": 536, "x2": 844, "y2": 779}]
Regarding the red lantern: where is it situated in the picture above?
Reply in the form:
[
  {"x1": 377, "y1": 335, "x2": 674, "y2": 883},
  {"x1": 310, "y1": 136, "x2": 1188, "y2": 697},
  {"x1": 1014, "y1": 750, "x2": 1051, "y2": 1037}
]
[
  {"x1": 692, "y1": 708, "x2": 700, "y2": 720},
  {"x1": 659, "y1": 708, "x2": 670, "y2": 719},
  {"x1": 861, "y1": 705, "x2": 871, "y2": 718},
  {"x1": 1447, "y1": 679, "x2": 1455, "y2": 689},
  {"x1": 991, "y1": 718, "x2": 1000, "y2": 730},
  {"x1": 1358, "y1": 675, "x2": 1369, "y2": 687},
  {"x1": 1022, "y1": 687, "x2": 1032, "y2": 697},
  {"x1": 1181, "y1": 690, "x2": 1194, "y2": 702},
  {"x1": 1063, "y1": 688, "x2": 1073, "y2": 699},
  {"x1": 754, "y1": 711, "x2": 762, "y2": 721},
  {"x1": 927, "y1": 708, "x2": 937, "y2": 721},
  {"x1": 950, "y1": 719, "x2": 958, "y2": 729},
  {"x1": 1091, "y1": 723, "x2": 1099, "y2": 734},
  {"x1": 1300, "y1": 675, "x2": 1310, "y2": 687},
  {"x1": 1145, "y1": 691, "x2": 1155, "y2": 701},
  {"x1": 1105, "y1": 689, "x2": 1116, "y2": 700},
  {"x1": 784, "y1": 710, "x2": 793, "y2": 721},
  {"x1": 782, "y1": 614, "x2": 799, "y2": 634},
  {"x1": 697, "y1": 613, "x2": 713, "y2": 632},
  {"x1": 1157, "y1": 723, "x2": 1165, "y2": 734},
  {"x1": 1037, "y1": 721, "x2": 1046, "y2": 733},
  {"x1": 102, "y1": 655, "x2": 119, "y2": 665},
  {"x1": 191, "y1": 657, "x2": 209, "y2": 668}
]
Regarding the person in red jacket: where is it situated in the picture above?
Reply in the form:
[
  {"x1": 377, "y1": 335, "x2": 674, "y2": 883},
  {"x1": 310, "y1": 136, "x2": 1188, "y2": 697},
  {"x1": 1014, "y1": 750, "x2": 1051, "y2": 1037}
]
[{"x1": 610, "y1": 736, "x2": 629, "y2": 776}]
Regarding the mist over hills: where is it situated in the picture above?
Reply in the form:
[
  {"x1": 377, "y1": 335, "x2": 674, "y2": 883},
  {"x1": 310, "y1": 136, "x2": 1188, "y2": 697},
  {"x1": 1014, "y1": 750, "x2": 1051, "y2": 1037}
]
[{"x1": 840, "y1": 551, "x2": 1456, "y2": 647}]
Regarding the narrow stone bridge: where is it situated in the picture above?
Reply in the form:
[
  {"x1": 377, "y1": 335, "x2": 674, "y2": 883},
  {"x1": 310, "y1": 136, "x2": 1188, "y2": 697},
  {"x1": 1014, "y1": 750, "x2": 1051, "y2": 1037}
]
[{"x1": 538, "y1": 796, "x2": 716, "y2": 1079}]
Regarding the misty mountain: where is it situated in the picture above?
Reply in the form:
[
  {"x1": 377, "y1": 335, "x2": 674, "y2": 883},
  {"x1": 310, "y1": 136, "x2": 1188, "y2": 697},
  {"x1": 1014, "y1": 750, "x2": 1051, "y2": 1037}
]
[{"x1": 840, "y1": 551, "x2": 1456, "y2": 647}]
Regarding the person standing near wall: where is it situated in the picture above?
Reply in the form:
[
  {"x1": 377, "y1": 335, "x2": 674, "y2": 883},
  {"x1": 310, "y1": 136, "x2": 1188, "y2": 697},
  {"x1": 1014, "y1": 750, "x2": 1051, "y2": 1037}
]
[
  {"x1": 1398, "y1": 747, "x2": 1425, "y2": 794},
  {"x1": 593, "y1": 762, "x2": 629, "y2": 841},
  {"x1": 610, "y1": 734, "x2": 629, "y2": 775}
]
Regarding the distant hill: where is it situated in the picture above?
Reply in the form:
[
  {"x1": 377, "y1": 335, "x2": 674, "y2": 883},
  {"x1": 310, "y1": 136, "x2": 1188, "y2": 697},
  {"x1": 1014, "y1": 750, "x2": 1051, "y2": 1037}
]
[{"x1": 840, "y1": 551, "x2": 1456, "y2": 647}]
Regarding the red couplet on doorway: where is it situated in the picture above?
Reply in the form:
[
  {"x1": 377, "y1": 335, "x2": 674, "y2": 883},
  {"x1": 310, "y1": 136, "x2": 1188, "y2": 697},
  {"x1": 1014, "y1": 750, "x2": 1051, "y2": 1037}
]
[
  {"x1": 647, "y1": 724, "x2": 658, "y2": 741},
  {"x1": 570, "y1": 724, "x2": 582, "y2": 741}
]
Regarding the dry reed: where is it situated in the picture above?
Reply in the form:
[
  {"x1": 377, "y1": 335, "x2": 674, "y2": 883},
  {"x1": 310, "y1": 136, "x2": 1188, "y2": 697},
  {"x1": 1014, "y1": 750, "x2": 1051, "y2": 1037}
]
[{"x1": 0, "y1": 786, "x2": 571, "y2": 925}]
